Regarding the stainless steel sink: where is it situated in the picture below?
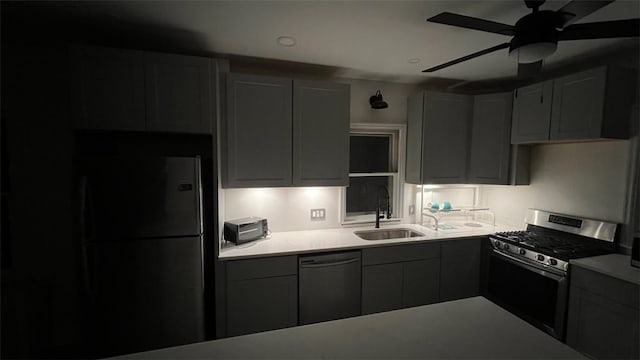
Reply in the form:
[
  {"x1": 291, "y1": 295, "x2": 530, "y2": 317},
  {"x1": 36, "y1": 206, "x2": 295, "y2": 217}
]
[{"x1": 354, "y1": 228, "x2": 425, "y2": 241}]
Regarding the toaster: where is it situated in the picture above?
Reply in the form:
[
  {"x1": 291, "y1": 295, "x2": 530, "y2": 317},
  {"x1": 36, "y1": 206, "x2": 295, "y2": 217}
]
[{"x1": 224, "y1": 217, "x2": 269, "y2": 244}]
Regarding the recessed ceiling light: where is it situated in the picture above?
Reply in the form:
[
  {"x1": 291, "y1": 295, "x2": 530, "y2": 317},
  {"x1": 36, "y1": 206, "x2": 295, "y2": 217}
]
[
  {"x1": 277, "y1": 36, "x2": 296, "y2": 47},
  {"x1": 408, "y1": 58, "x2": 421, "y2": 64}
]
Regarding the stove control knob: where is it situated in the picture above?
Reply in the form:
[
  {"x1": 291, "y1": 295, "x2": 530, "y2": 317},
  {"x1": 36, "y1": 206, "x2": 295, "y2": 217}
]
[
  {"x1": 493, "y1": 240, "x2": 500, "y2": 248},
  {"x1": 549, "y1": 259, "x2": 558, "y2": 266},
  {"x1": 537, "y1": 254, "x2": 545, "y2": 261},
  {"x1": 519, "y1": 249, "x2": 526, "y2": 255},
  {"x1": 503, "y1": 244, "x2": 510, "y2": 250}
]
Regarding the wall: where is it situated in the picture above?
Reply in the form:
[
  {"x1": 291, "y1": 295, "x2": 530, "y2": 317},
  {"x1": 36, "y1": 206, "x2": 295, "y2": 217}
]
[
  {"x1": 478, "y1": 140, "x2": 631, "y2": 229},
  {"x1": 341, "y1": 78, "x2": 417, "y2": 124},
  {"x1": 220, "y1": 77, "x2": 418, "y2": 232}
]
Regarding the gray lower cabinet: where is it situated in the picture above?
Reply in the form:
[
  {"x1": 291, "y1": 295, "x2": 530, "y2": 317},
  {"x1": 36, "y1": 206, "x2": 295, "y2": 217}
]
[
  {"x1": 225, "y1": 256, "x2": 298, "y2": 337},
  {"x1": 566, "y1": 266, "x2": 639, "y2": 360},
  {"x1": 440, "y1": 238, "x2": 481, "y2": 301},
  {"x1": 144, "y1": 52, "x2": 213, "y2": 134},
  {"x1": 405, "y1": 91, "x2": 472, "y2": 184},
  {"x1": 70, "y1": 45, "x2": 146, "y2": 131},
  {"x1": 293, "y1": 80, "x2": 350, "y2": 186},
  {"x1": 361, "y1": 242, "x2": 441, "y2": 315},
  {"x1": 224, "y1": 73, "x2": 293, "y2": 187},
  {"x1": 70, "y1": 45, "x2": 215, "y2": 134},
  {"x1": 511, "y1": 80, "x2": 553, "y2": 144},
  {"x1": 362, "y1": 263, "x2": 403, "y2": 313},
  {"x1": 468, "y1": 93, "x2": 513, "y2": 184},
  {"x1": 402, "y1": 259, "x2": 440, "y2": 307}
]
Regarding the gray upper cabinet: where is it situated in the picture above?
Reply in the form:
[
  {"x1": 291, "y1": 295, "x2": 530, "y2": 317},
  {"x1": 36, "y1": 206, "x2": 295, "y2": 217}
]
[
  {"x1": 223, "y1": 74, "x2": 350, "y2": 188},
  {"x1": 293, "y1": 80, "x2": 349, "y2": 186},
  {"x1": 70, "y1": 45, "x2": 146, "y2": 131},
  {"x1": 144, "y1": 52, "x2": 213, "y2": 134},
  {"x1": 405, "y1": 92, "x2": 472, "y2": 184},
  {"x1": 224, "y1": 73, "x2": 293, "y2": 187},
  {"x1": 550, "y1": 66, "x2": 635, "y2": 141},
  {"x1": 422, "y1": 92, "x2": 472, "y2": 184},
  {"x1": 468, "y1": 93, "x2": 513, "y2": 184},
  {"x1": 511, "y1": 80, "x2": 553, "y2": 144},
  {"x1": 405, "y1": 92, "x2": 424, "y2": 184},
  {"x1": 70, "y1": 45, "x2": 215, "y2": 134}
]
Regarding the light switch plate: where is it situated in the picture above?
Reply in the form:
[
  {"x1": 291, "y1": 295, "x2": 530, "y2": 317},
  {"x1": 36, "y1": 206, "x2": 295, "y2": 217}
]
[
  {"x1": 409, "y1": 205, "x2": 415, "y2": 215},
  {"x1": 310, "y1": 208, "x2": 326, "y2": 221}
]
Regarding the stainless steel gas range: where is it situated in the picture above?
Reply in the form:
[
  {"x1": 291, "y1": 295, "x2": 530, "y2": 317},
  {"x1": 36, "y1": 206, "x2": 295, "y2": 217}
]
[{"x1": 485, "y1": 209, "x2": 617, "y2": 341}]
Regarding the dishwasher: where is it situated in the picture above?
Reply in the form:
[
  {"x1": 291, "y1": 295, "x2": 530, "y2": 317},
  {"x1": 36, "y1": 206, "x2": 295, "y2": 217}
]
[{"x1": 299, "y1": 251, "x2": 361, "y2": 325}]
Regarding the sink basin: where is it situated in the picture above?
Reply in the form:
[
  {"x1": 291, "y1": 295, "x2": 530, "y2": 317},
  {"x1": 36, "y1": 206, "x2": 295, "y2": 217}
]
[{"x1": 354, "y1": 228, "x2": 425, "y2": 241}]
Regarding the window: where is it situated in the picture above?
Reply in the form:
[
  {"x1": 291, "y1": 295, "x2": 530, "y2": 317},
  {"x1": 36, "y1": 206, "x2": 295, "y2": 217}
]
[{"x1": 342, "y1": 124, "x2": 404, "y2": 223}]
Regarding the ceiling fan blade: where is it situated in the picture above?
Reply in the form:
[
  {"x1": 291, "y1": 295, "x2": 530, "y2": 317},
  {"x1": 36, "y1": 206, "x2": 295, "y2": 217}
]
[
  {"x1": 422, "y1": 43, "x2": 510, "y2": 73},
  {"x1": 518, "y1": 61, "x2": 543, "y2": 79},
  {"x1": 427, "y1": 12, "x2": 516, "y2": 36},
  {"x1": 559, "y1": 19, "x2": 640, "y2": 40},
  {"x1": 557, "y1": 0, "x2": 615, "y2": 27}
]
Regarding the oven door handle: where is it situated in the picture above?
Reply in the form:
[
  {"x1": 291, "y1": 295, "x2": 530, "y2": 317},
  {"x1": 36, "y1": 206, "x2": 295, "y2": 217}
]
[{"x1": 491, "y1": 249, "x2": 565, "y2": 281}]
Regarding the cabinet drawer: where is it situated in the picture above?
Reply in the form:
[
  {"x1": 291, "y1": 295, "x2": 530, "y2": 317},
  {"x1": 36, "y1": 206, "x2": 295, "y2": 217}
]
[
  {"x1": 571, "y1": 266, "x2": 639, "y2": 309},
  {"x1": 227, "y1": 255, "x2": 297, "y2": 281},
  {"x1": 441, "y1": 238, "x2": 482, "y2": 258},
  {"x1": 362, "y1": 242, "x2": 440, "y2": 266}
]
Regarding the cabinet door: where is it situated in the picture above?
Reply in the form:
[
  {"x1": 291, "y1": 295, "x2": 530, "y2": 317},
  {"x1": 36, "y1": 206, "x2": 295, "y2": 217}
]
[
  {"x1": 468, "y1": 93, "x2": 513, "y2": 184},
  {"x1": 441, "y1": 238, "x2": 481, "y2": 301},
  {"x1": 405, "y1": 92, "x2": 424, "y2": 184},
  {"x1": 511, "y1": 81, "x2": 553, "y2": 144},
  {"x1": 224, "y1": 74, "x2": 292, "y2": 187},
  {"x1": 227, "y1": 275, "x2": 298, "y2": 337},
  {"x1": 567, "y1": 287, "x2": 639, "y2": 360},
  {"x1": 362, "y1": 263, "x2": 403, "y2": 314},
  {"x1": 145, "y1": 52, "x2": 212, "y2": 134},
  {"x1": 550, "y1": 67, "x2": 606, "y2": 140},
  {"x1": 422, "y1": 92, "x2": 472, "y2": 184},
  {"x1": 293, "y1": 80, "x2": 350, "y2": 186},
  {"x1": 403, "y1": 259, "x2": 440, "y2": 307},
  {"x1": 70, "y1": 45, "x2": 145, "y2": 131}
]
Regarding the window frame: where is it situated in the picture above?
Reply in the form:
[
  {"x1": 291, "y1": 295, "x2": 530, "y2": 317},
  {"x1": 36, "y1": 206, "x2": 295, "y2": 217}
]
[{"x1": 341, "y1": 123, "x2": 406, "y2": 225}]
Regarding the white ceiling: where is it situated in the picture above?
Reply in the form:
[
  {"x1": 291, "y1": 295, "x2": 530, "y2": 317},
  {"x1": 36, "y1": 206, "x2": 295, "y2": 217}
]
[{"x1": 41, "y1": 0, "x2": 640, "y2": 83}]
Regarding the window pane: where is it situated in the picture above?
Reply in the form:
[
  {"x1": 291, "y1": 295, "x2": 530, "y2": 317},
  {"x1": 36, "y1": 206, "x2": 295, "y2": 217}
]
[
  {"x1": 346, "y1": 176, "x2": 393, "y2": 214},
  {"x1": 349, "y1": 135, "x2": 390, "y2": 173}
]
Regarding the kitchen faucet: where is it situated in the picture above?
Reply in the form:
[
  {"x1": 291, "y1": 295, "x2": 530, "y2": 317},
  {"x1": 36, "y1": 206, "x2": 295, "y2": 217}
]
[{"x1": 375, "y1": 185, "x2": 392, "y2": 228}]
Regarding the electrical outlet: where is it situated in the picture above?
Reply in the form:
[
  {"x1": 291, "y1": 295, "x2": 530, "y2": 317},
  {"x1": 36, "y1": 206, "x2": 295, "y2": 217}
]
[
  {"x1": 310, "y1": 208, "x2": 326, "y2": 221},
  {"x1": 409, "y1": 205, "x2": 415, "y2": 215}
]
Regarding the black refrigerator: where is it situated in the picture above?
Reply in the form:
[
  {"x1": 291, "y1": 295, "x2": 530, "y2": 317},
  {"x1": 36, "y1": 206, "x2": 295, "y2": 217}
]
[{"x1": 80, "y1": 156, "x2": 205, "y2": 357}]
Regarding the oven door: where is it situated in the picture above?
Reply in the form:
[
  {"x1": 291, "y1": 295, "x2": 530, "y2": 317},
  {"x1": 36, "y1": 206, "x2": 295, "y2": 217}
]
[{"x1": 486, "y1": 248, "x2": 569, "y2": 340}]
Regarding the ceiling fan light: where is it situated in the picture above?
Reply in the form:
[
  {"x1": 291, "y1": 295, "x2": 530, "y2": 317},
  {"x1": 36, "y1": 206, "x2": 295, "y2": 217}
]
[{"x1": 509, "y1": 42, "x2": 557, "y2": 63}]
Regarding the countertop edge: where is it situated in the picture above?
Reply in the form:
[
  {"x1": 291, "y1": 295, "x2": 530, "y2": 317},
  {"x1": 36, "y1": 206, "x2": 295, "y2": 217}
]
[
  {"x1": 218, "y1": 223, "x2": 516, "y2": 260},
  {"x1": 570, "y1": 254, "x2": 640, "y2": 286}
]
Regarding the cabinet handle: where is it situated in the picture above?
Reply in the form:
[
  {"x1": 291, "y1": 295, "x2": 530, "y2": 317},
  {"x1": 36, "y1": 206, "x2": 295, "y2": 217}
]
[{"x1": 540, "y1": 94, "x2": 544, "y2": 103}]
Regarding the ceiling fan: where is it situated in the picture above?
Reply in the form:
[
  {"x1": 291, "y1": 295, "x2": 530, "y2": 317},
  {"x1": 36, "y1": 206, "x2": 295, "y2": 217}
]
[{"x1": 422, "y1": 0, "x2": 640, "y2": 77}]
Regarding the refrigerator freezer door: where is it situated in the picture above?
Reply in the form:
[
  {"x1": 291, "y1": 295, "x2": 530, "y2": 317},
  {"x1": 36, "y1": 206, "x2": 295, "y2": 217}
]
[
  {"x1": 85, "y1": 156, "x2": 202, "y2": 239},
  {"x1": 87, "y1": 236, "x2": 205, "y2": 357}
]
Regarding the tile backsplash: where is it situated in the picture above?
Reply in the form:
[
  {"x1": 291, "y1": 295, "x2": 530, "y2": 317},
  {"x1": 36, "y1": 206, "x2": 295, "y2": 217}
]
[{"x1": 222, "y1": 187, "x2": 342, "y2": 232}]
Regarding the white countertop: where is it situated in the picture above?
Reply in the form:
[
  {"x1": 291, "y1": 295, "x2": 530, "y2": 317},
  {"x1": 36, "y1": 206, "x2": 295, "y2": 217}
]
[
  {"x1": 219, "y1": 222, "x2": 518, "y2": 260},
  {"x1": 571, "y1": 253, "x2": 640, "y2": 286},
  {"x1": 112, "y1": 296, "x2": 583, "y2": 359}
]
